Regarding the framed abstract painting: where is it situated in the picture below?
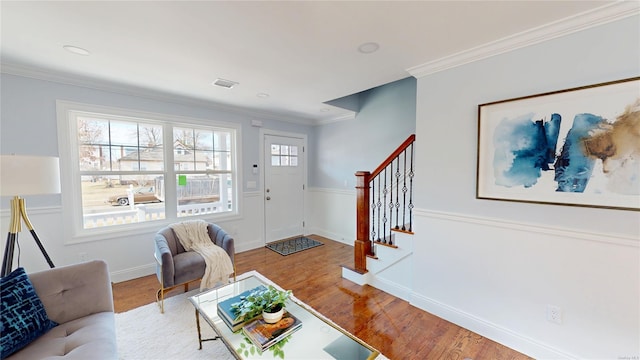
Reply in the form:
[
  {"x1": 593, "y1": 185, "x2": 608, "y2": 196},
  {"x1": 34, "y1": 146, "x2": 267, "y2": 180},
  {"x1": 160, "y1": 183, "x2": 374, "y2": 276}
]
[{"x1": 476, "y1": 77, "x2": 639, "y2": 211}]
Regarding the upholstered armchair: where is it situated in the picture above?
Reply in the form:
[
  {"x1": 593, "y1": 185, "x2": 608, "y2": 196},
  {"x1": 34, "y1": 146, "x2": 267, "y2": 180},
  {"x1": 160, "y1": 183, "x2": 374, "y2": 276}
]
[{"x1": 154, "y1": 222, "x2": 235, "y2": 313}]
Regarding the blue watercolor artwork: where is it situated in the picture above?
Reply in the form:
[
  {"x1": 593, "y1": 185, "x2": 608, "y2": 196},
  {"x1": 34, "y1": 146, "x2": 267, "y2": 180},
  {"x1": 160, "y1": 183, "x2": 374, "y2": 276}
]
[
  {"x1": 493, "y1": 113, "x2": 561, "y2": 188},
  {"x1": 478, "y1": 78, "x2": 639, "y2": 210},
  {"x1": 492, "y1": 99, "x2": 640, "y2": 195}
]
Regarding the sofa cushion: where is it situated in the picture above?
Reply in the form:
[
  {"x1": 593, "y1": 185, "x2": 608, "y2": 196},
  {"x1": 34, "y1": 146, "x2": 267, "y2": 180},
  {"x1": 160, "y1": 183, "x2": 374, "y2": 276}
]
[
  {"x1": 0, "y1": 267, "x2": 58, "y2": 358},
  {"x1": 173, "y1": 251, "x2": 206, "y2": 285},
  {"x1": 5, "y1": 312, "x2": 116, "y2": 360}
]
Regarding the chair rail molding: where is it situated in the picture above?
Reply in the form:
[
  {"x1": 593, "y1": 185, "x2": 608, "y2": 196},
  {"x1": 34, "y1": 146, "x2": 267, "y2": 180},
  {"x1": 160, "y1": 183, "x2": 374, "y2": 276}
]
[{"x1": 414, "y1": 208, "x2": 639, "y2": 248}]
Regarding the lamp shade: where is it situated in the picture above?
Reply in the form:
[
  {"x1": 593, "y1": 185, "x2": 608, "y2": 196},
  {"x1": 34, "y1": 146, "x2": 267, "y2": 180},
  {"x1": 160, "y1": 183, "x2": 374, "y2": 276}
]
[{"x1": 0, "y1": 155, "x2": 61, "y2": 196}]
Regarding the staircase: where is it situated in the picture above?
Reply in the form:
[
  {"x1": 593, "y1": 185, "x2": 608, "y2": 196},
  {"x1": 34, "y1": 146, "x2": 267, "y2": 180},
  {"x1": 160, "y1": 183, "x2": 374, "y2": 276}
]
[{"x1": 343, "y1": 134, "x2": 415, "y2": 301}]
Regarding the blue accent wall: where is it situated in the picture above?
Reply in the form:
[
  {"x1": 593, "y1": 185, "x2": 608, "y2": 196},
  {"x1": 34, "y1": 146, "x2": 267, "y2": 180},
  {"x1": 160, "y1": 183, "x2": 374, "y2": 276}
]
[{"x1": 309, "y1": 77, "x2": 416, "y2": 189}]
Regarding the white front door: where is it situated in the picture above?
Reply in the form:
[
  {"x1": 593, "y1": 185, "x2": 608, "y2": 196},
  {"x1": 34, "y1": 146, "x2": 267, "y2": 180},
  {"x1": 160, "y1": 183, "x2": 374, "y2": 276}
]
[{"x1": 264, "y1": 135, "x2": 305, "y2": 243}]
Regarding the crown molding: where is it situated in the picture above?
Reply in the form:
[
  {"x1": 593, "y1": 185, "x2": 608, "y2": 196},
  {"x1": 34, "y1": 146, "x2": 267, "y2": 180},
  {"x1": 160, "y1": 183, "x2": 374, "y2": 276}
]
[
  {"x1": 313, "y1": 111, "x2": 357, "y2": 126},
  {"x1": 407, "y1": 1, "x2": 640, "y2": 78},
  {"x1": 0, "y1": 62, "x2": 318, "y2": 126}
]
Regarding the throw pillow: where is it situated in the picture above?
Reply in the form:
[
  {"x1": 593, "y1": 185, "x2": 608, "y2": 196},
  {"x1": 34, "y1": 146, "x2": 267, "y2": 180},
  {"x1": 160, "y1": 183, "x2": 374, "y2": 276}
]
[{"x1": 0, "y1": 267, "x2": 58, "y2": 359}]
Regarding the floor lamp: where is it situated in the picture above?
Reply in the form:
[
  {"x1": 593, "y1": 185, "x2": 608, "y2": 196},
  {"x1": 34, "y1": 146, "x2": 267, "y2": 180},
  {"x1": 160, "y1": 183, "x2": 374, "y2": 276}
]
[{"x1": 1, "y1": 155, "x2": 61, "y2": 277}]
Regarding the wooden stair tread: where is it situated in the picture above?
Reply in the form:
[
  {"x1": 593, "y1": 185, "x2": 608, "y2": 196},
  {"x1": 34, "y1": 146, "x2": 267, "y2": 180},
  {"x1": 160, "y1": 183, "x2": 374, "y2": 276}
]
[{"x1": 374, "y1": 240, "x2": 398, "y2": 249}]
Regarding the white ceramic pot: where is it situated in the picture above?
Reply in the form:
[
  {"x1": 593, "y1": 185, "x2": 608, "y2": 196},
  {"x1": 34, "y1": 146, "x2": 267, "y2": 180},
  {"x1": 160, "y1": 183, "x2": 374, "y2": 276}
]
[{"x1": 262, "y1": 307, "x2": 284, "y2": 323}]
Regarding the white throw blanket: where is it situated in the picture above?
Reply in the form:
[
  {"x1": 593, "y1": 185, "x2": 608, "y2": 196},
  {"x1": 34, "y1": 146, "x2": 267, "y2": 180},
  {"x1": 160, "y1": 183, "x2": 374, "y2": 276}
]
[{"x1": 170, "y1": 220, "x2": 234, "y2": 290}]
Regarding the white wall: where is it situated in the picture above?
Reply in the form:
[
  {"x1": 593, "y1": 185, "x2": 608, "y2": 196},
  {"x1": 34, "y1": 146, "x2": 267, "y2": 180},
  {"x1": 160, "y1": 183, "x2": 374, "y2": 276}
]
[
  {"x1": 306, "y1": 187, "x2": 355, "y2": 245},
  {"x1": 309, "y1": 77, "x2": 416, "y2": 189},
  {"x1": 0, "y1": 73, "x2": 311, "y2": 281},
  {"x1": 412, "y1": 16, "x2": 639, "y2": 359}
]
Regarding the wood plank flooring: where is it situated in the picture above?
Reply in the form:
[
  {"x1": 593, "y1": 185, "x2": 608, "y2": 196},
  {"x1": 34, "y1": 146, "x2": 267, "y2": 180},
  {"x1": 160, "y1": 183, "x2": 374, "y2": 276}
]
[{"x1": 112, "y1": 235, "x2": 533, "y2": 360}]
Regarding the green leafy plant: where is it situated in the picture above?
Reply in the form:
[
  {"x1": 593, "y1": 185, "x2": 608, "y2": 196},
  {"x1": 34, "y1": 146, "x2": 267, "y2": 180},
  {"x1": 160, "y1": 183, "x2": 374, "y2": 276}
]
[
  {"x1": 231, "y1": 285, "x2": 292, "y2": 321},
  {"x1": 237, "y1": 333, "x2": 291, "y2": 359}
]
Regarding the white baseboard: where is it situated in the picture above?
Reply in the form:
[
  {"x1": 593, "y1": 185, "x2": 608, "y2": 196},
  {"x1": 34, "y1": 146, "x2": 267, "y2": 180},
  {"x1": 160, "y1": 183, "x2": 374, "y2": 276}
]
[
  {"x1": 410, "y1": 284, "x2": 578, "y2": 359},
  {"x1": 369, "y1": 276, "x2": 412, "y2": 302},
  {"x1": 111, "y1": 263, "x2": 155, "y2": 283},
  {"x1": 307, "y1": 227, "x2": 352, "y2": 246},
  {"x1": 236, "y1": 239, "x2": 265, "y2": 253}
]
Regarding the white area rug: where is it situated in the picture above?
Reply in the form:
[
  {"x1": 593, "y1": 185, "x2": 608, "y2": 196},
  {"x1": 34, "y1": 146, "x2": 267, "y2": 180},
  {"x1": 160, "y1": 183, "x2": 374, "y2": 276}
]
[{"x1": 115, "y1": 290, "x2": 235, "y2": 360}]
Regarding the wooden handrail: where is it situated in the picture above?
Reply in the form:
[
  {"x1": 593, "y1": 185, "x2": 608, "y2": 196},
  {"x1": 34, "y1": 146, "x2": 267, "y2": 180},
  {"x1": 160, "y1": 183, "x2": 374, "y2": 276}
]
[{"x1": 370, "y1": 134, "x2": 416, "y2": 180}]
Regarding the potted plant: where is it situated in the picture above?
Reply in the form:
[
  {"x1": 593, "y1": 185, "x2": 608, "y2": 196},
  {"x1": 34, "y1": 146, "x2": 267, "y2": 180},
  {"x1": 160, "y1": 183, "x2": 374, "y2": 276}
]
[{"x1": 231, "y1": 285, "x2": 292, "y2": 324}]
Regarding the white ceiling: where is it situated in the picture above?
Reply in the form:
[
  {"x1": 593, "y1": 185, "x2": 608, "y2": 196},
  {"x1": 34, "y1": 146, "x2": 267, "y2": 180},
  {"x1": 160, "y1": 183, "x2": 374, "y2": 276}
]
[{"x1": 0, "y1": 1, "x2": 628, "y2": 125}]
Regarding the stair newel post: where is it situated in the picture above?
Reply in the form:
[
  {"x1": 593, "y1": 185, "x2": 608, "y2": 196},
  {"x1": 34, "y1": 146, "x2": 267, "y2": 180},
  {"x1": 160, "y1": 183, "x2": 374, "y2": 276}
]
[{"x1": 355, "y1": 171, "x2": 372, "y2": 273}]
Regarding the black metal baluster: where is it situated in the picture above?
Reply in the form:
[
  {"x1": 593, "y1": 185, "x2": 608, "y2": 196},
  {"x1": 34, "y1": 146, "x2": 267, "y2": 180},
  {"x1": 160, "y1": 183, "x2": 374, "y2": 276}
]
[
  {"x1": 402, "y1": 149, "x2": 408, "y2": 231},
  {"x1": 395, "y1": 154, "x2": 401, "y2": 231},
  {"x1": 376, "y1": 175, "x2": 381, "y2": 242},
  {"x1": 408, "y1": 143, "x2": 414, "y2": 232},
  {"x1": 371, "y1": 179, "x2": 376, "y2": 243},
  {"x1": 382, "y1": 167, "x2": 388, "y2": 244},
  {"x1": 388, "y1": 163, "x2": 393, "y2": 245}
]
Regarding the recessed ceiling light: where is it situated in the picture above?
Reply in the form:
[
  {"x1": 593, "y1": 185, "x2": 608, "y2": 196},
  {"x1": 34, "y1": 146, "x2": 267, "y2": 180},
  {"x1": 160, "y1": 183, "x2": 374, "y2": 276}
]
[
  {"x1": 212, "y1": 78, "x2": 239, "y2": 89},
  {"x1": 257, "y1": 93, "x2": 270, "y2": 98},
  {"x1": 358, "y1": 42, "x2": 380, "y2": 54},
  {"x1": 63, "y1": 45, "x2": 90, "y2": 56}
]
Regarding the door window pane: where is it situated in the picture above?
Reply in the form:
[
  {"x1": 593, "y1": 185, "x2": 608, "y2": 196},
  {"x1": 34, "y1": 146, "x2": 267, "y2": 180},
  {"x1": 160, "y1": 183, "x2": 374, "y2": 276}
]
[{"x1": 270, "y1": 144, "x2": 299, "y2": 167}]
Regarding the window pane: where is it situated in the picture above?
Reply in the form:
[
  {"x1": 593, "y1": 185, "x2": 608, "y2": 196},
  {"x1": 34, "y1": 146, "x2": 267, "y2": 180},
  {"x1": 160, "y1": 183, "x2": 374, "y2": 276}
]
[
  {"x1": 215, "y1": 131, "x2": 231, "y2": 151},
  {"x1": 271, "y1": 156, "x2": 280, "y2": 166},
  {"x1": 138, "y1": 145, "x2": 164, "y2": 171},
  {"x1": 290, "y1": 156, "x2": 298, "y2": 166},
  {"x1": 213, "y1": 151, "x2": 231, "y2": 171},
  {"x1": 139, "y1": 124, "x2": 163, "y2": 148},
  {"x1": 290, "y1": 146, "x2": 298, "y2": 156},
  {"x1": 176, "y1": 174, "x2": 231, "y2": 217},
  {"x1": 281, "y1": 145, "x2": 289, "y2": 155},
  {"x1": 281, "y1": 156, "x2": 290, "y2": 166},
  {"x1": 110, "y1": 121, "x2": 139, "y2": 147},
  {"x1": 77, "y1": 117, "x2": 109, "y2": 145},
  {"x1": 271, "y1": 144, "x2": 280, "y2": 155},
  {"x1": 81, "y1": 174, "x2": 165, "y2": 229},
  {"x1": 194, "y1": 150, "x2": 213, "y2": 170},
  {"x1": 79, "y1": 145, "x2": 104, "y2": 171},
  {"x1": 113, "y1": 146, "x2": 141, "y2": 171},
  {"x1": 174, "y1": 127, "x2": 195, "y2": 150},
  {"x1": 174, "y1": 147, "x2": 194, "y2": 170},
  {"x1": 197, "y1": 131, "x2": 214, "y2": 150}
]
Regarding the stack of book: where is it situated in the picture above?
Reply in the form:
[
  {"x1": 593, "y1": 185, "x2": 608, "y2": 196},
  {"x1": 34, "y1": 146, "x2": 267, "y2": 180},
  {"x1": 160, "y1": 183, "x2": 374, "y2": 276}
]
[
  {"x1": 242, "y1": 312, "x2": 302, "y2": 352},
  {"x1": 216, "y1": 285, "x2": 267, "y2": 332}
]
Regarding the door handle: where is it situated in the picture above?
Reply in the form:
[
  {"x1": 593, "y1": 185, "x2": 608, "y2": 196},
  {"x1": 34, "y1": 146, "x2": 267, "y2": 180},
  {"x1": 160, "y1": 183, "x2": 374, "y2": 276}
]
[{"x1": 266, "y1": 196, "x2": 271, "y2": 200}]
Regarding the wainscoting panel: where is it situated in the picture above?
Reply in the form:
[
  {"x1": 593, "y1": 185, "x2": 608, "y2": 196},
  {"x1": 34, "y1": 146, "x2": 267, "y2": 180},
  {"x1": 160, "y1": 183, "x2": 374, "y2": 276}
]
[
  {"x1": 410, "y1": 208, "x2": 639, "y2": 359},
  {"x1": 306, "y1": 187, "x2": 356, "y2": 245}
]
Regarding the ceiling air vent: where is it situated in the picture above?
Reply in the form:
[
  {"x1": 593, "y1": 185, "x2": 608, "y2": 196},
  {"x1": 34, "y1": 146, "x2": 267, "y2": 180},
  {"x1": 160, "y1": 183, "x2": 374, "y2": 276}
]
[{"x1": 212, "y1": 78, "x2": 239, "y2": 89}]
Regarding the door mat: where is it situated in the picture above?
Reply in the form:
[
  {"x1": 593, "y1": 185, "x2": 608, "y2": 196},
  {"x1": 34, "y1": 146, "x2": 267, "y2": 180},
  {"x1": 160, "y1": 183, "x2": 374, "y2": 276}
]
[{"x1": 266, "y1": 237, "x2": 324, "y2": 256}]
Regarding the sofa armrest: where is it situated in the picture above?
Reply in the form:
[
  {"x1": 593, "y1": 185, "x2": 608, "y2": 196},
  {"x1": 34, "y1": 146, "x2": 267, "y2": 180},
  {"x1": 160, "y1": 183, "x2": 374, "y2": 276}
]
[{"x1": 27, "y1": 260, "x2": 113, "y2": 325}]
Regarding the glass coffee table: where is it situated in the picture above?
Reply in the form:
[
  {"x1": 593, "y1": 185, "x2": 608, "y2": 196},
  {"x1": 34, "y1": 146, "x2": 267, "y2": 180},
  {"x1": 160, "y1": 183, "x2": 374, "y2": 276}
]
[{"x1": 189, "y1": 271, "x2": 382, "y2": 359}]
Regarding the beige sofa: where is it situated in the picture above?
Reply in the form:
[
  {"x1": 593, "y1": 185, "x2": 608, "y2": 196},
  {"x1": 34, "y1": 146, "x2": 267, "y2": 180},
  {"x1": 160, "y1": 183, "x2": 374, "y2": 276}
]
[{"x1": 7, "y1": 260, "x2": 117, "y2": 360}]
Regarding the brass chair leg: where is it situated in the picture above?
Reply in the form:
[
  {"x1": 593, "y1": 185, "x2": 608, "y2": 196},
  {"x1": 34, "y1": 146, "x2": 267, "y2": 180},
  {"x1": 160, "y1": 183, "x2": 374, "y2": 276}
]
[
  {"x1": 156, "y1": 288, "x2": 165, "y2": 314},
  {"x1": 232, "y1": 263, "x2": 237, "y2": 282}
]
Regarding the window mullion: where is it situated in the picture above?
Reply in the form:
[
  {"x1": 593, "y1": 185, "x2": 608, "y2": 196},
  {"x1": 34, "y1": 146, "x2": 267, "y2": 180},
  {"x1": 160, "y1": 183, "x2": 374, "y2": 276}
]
[{"x1": 164, "y1": 123, "x2": 177, "y2": 219}]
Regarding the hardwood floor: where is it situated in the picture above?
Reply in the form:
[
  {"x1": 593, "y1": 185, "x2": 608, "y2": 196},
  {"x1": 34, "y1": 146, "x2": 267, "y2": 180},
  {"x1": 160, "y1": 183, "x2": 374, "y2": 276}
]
[{"x1": 112, "y1": 235, "x2": 532, "y2": 360}]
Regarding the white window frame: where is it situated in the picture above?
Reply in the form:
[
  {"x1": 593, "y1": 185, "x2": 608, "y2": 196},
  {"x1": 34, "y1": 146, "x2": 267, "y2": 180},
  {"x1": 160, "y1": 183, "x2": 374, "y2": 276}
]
[{"x1": 57, "y1": 101, "x2": 242, "y2": 243}]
